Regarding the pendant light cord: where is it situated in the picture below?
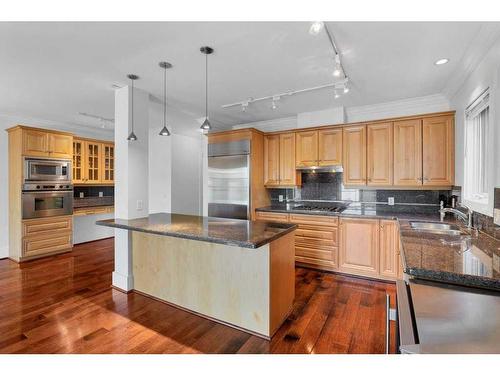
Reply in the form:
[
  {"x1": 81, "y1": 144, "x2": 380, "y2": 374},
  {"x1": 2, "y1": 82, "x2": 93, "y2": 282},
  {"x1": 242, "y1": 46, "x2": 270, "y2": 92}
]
[
  {"x1": 205, "y1": 52, "x2": 208, "y2": 119},
  {"x1": 163, "y1": 66, "x2": 167, "y2": 126},
  {"x1": 131, "y1": 78, "x2": 134, "y2": 133}
]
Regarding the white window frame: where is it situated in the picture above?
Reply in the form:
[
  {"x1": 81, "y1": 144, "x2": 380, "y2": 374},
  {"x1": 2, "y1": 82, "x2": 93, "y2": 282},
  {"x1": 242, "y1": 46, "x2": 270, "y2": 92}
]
[{"x1": 463, "y1": 89, "x2": 492, "y2": 215}]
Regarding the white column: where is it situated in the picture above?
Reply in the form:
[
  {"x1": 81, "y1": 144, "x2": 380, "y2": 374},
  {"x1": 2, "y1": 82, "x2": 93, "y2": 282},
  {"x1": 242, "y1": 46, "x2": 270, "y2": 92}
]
[{"x1": 113, "y1": 85, "x2": 149, "y2": 291}]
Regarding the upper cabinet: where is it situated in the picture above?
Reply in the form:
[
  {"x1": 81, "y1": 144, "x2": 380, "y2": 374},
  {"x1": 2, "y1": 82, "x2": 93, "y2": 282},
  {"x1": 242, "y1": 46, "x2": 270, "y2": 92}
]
[
  {"x1": 101, "y1": 143, "x2": 115, "y2": 184},
  {"x1": 296, "y1": 128, "x2": 343, "y2": 168},
  {"x1": 318, "y1": 128, "x2": 342, "y2": 166},
  {"x1": 72, "y1": 137, "x2": 114, "y2": 185},
  {"x1": 21, "y1": 127, "x2": 73, "y2": 159},
  {"x1": 367, "y1": 122, "x2": 393, "y2": 186},
  {"x1": 343, "y1": 125, "x2": 367, "y2": 185},
  {"x1": 264, "y1": 134, "x2": 280, "y2": 186},
  {"x1": 393, "y1": 119, "x2": 422, "y2": 186},
  {"x1": 279, "y1": 133, "x2": 297, "y2": 186},
  {"x1": 264, "y1": 132, "x2": 297, "y2": 187},
  {"x1": 261, "y1": 111, "x2": 454, "y2": 190},
  {"x1": 422, "y1": 115, "x2": 454, "y2": 186},
  {"x1": 296, "y1": 130, "x2": 318, "y2": 167}
]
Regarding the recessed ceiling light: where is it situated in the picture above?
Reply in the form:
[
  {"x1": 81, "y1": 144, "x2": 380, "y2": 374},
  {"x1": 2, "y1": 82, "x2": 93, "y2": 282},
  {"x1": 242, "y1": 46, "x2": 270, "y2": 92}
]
[
  {"x1": 309, "y1": 21, "x2": 324, "y2": 36},
  {"x1": 434, "y1": 58, "x2": 449, "y2": 66}
]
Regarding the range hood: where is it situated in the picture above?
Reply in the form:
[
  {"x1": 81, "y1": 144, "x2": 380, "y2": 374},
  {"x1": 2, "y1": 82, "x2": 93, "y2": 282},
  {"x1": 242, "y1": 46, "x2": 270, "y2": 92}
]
[{"x1": 296, "y1": 165, "x2": 343, "y2": 173}]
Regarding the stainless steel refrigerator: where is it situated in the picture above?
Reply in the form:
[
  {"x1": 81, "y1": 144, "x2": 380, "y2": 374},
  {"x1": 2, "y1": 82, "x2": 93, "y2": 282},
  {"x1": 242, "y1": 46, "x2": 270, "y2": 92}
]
[{"x1": 207, "y1": 140, "x2": 250, "y2": 220}]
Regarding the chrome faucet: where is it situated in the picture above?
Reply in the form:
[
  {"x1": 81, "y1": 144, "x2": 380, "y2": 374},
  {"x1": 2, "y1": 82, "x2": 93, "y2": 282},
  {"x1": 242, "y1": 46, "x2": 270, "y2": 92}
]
[{"x1": 439, "y1": 203, "x2": 473, "y2": 229}]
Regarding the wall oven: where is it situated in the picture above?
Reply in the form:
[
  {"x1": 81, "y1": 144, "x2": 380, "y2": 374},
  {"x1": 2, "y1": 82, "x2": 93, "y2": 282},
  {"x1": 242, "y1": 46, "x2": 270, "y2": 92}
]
[
  {"x1": 22, "y1": 183, "x2": 74, "y2": 219},
  {"x1": 24, "y1": 157, "x2": 71, "y2": 183}
]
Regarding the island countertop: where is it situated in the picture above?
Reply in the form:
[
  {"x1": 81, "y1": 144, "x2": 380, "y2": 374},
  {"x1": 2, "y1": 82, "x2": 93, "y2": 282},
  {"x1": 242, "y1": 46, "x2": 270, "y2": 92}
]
[{"x1": 96, "y1": 213, "x2": 297, "y2": 249}]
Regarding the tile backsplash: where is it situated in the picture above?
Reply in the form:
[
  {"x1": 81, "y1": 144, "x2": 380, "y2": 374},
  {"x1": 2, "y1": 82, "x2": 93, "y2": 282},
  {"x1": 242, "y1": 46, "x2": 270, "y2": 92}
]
[
  {"x1": 268, "y1": 172, "x2": 452, "y2": 205},
  {"x1": 74, "y1": 185, "x2": 114, "y2": 198}
]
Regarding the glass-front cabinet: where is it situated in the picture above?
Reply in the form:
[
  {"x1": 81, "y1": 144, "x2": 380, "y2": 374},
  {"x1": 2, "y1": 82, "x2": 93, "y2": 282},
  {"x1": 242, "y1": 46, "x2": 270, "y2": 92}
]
[
  {"x1": 101, "y1": 143, "x2": 114, "y2": 184},
  {"x1": 72, "y1": 138, "x2": 114, "y2": 184},
  {"x1": 72, "y1": 139, "x2": 85, "y2": 183}
]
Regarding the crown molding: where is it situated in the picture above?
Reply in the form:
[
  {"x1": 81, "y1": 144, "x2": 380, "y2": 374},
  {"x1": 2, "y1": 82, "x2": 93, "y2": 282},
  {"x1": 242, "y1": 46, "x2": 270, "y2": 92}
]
[
  {"x1": 232, "y1": 116, "x2": 298, "y2": 132},
  {"x1": 0, "y1": 111, "x2": 113, "y2": 140},
  {"x1": 345, "y1": 94, "x2": 450, "y2": 123}
]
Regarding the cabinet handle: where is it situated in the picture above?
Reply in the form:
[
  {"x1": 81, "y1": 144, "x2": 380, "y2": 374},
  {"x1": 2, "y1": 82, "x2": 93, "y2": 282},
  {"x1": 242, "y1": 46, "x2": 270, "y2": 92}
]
[
  {"x1": 385, "y1": 294, "x2": 390, "y2": 354},
  {"x1": 380, "y1": 224, "x2": 384, "y2": 229}
]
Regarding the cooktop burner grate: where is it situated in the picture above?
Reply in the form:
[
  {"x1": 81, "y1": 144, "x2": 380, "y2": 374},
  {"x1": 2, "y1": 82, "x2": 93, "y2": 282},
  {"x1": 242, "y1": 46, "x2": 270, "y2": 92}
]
[{"x1": 293, "y1": 204, "x2": 347, "y2": 213}]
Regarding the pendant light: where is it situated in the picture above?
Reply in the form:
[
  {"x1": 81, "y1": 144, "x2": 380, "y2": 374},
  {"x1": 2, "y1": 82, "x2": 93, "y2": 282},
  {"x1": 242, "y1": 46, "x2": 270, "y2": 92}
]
[
  {"x1": 158, "y1": 61, "x2": 172, "y2": 136},
  {"x1": 200, "y1": 46, "x2": 214, "y2": 131},
  {"x1": 126, "y1": 74, "x2": 139, "y2": 141}
]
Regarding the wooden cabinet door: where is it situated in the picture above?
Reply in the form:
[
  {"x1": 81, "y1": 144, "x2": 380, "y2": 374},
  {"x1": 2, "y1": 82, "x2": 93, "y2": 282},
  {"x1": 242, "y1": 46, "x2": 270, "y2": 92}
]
[
  {"x1": 379, "y1": 220, "x2": 400, "y2": 279},
  {"x1": 279, "y1": 132, "x2": 296, "y2": 186},
  {"x1": 422, "y1": 115, "x2": 454, "y2": 186},
  {"x1": 367, "y1": 122, "x2": 393, "y2": 186},
  {"x1": 343, "y1": 125, "x2": 366, "y2": 185},
  {"x1": 85, "y1": 141, "x2": 101, "y2": 183},
  {"x1": 318, "y1": 128, "x2": 342, "y2": 166},
  {"x1": 295, "y1": 130, "x2": 318, "y2": 167},
  {"x1": 394, "y1": 119, "x2": 422, "y2": 186},
  {"x1": 72, "y1": 139, "x2": 85, "y2": 184},
  {"x1": 48, "y1": 133, "x2": 73, "y2": 158},
  {"x1": 264, "y1": 135, "x2": 280, "y2": 186},
  {"x1": 339, "y1": 217, "x2": 379, "y2": 277},
  {"x1": 101, "y1": 143, "x2": 115, "y2": 184},
  {"x1": 22, "y1": 129, "x2": 49, "y2": 157}
]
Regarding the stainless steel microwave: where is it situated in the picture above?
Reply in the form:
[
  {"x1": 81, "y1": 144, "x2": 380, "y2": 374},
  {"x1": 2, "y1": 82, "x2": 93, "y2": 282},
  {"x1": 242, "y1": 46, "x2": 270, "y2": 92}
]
[{"x1": 24, "y1": 157, "x2": 72, "y2": 183}]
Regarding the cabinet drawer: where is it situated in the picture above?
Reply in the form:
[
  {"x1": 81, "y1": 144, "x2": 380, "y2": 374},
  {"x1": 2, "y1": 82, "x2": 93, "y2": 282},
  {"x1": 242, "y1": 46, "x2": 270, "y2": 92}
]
[
  {"x1": 295, "y1": 225, "x2": 337, "y2": 241},
  {"x1": 295, "y1": 236, "x2": 335, "y2": 249},
  {"x1": 255, "y1": 211, "x2": 289, "y2": 223},
  {"x1": 295, "y1": 245, "x2": 337, "y2": 262},
  {"x1": 295, "y1": 255, "x2": 336, "y2": 271},
  {"x1": 23, "y1": 216, "x2": 73, "y2": 237},
  {"x1": 289, "y1": 214, "x2": 338, "y2": 227},
  {"x1": 23, "y1": 231, "x2": 72, "y2": 258}
]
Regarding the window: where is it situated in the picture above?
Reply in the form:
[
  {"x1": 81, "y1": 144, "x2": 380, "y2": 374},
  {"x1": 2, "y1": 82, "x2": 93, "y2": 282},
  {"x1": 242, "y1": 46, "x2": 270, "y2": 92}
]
[{"x1": 464, "y1": 90, "x2": 490, "y2": 205}]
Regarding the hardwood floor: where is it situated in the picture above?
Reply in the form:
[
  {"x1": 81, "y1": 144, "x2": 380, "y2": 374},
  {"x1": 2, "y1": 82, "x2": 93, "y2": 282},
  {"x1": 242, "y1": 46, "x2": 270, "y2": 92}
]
[{"x1": 0, "y1": 238, "x2": 396, "y2": 354}]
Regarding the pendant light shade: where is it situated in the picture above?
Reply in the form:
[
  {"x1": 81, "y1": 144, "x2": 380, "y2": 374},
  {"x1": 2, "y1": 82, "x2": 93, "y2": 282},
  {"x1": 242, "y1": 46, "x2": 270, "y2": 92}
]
[
  {"x1": 200, "y1": 46, "x2": 214, "y2": 131},
  {"x1": 158, "y1": 61, "x2": 172, "y2": 136},
  {"x1": 126, "y1": 74, "x2": 139, "y2": 141}
]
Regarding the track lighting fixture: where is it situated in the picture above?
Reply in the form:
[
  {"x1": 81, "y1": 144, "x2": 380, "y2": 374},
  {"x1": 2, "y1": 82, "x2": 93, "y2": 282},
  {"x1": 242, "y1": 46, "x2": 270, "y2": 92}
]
[
  {"x1": 241, "y1": 102, "x2": 249, "y2": 112},
  {"x1": 200, "y1": 46, "x2": 214, "y2": 131},
  {"x1": 271, "y1": 96, "x2": 280, "y2": 110},
  {"x1": 126, "y1": 74, "x2": 139, "y2": 141},
  {"x1": 158, "y1": 61, "x2": 172, "y2": 136}
]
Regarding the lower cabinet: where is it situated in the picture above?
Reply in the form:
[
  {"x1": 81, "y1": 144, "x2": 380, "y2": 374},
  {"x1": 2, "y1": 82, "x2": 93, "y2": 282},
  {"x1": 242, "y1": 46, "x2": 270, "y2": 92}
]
[
  {"x1": 290, "y1": 214, "x2": 338, "y2": 272},
  {"x1": 255, "y1": 211, "x2": 402, "y2": 281},
  {"x1": 21, "y1": 215, "x2": 73, "y2": 260},
  {"x1": 339, "y1": 217, "x2": 380, "y2": 277}
]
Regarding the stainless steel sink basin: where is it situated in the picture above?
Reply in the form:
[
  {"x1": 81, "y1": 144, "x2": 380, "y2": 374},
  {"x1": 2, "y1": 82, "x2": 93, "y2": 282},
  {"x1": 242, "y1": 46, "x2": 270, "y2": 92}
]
[{"x1": 409, "y1": 221, "x2": 463, "y2": 236}]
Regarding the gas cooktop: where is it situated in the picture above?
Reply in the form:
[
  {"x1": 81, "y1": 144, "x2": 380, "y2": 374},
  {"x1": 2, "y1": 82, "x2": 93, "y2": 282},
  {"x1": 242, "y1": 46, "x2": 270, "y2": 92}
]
[{"x1": 292, "y1": 203, "x2": 348, "y2": 213}]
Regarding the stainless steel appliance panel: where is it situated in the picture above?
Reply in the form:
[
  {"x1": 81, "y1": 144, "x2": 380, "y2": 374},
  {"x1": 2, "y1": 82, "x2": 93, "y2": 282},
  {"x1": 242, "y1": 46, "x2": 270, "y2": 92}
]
[
  {"x1": 208, "y1": 140, "x2": 250, "y2": 157},
  {"x1": 24, "y1": 157, "x2": 72, "y2": 183},
  {"x1": 208, "y1": 153, "x2": 250, "y2": 220},
  {"x1": 397, "y1": 279, "x2": 500, "y2": 354},
  {"x1": 22, "y1": 189, "x2": 74, "y2": 219}
]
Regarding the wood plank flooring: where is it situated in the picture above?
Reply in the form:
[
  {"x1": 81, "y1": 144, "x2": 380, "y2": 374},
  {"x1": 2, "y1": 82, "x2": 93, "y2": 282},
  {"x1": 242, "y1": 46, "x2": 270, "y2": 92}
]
[{"x1": 0, "y1": 238, "x2": 396, "y2": 354}]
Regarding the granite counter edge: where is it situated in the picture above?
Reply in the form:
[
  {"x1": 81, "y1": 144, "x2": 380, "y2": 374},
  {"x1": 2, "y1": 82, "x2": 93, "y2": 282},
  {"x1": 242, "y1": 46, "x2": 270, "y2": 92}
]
[{"x1": 96, "y1": 220, "x2": 297, "y2": 249}]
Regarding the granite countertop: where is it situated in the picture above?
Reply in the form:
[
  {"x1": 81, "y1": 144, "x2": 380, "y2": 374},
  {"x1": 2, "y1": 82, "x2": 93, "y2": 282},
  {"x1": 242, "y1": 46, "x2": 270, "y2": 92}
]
[
  {"x1": 256, "y1": 202, "x2": 447, "y2": 221},
  {"x1": 399, "y1": 220, "x2": 500, "y2": 291},
  {"x1": 256, "y1": 202, "x2": 500, "y2": 290},
  {"x1": 74, "y1": 196, "x2": 114, "y2": 208},
  {"x1": 96, "y1": 213, "x2": 297, "y2": 249}
]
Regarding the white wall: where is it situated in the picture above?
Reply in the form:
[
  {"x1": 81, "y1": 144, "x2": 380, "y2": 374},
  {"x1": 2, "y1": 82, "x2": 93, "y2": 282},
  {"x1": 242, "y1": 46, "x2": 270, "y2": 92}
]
[
  {"x1": 449, "y1": 38, "x2": 500, "y2": 216},
  {"x1": 171, "y1": 133, "x2": 204, "y2": 215},
  {"x1": 232, "y1": 94, "x2": 450, "y2": 133},
  {"x1": 0, "y1": 114, "x2": 112, "y2": 259}
]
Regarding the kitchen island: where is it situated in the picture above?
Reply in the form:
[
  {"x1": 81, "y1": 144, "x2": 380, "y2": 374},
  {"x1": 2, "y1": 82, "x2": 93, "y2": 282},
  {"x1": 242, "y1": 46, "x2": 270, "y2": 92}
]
[{"x1": 97, "y1": 213, "x2": 297, "y2": 339}]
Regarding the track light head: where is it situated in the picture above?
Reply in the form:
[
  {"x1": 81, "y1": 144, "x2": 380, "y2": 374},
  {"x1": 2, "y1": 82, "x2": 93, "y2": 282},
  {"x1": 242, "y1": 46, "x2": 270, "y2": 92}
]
[{"x1": 309, "y1": 21, "x2": 324, "y2": 35}]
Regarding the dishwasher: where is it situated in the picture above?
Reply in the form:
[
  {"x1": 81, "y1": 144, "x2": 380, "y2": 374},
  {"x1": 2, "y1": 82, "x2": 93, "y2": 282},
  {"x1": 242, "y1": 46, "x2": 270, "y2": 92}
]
[{"x1": 395, "y1": 279, "x2": 500, "y2": 354}]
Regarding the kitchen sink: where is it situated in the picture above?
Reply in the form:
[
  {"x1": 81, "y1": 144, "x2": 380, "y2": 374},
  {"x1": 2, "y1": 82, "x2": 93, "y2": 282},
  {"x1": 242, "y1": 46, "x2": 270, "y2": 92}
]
[{"x1": 409, "y1": 222, "x2": 463, "y2": 236}]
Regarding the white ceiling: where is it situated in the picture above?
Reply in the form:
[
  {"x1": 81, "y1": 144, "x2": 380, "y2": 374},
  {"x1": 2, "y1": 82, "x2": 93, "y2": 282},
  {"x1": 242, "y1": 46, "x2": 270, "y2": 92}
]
[{"x1": 1, "y1": 22, "x2": 499, "y2": 133}]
